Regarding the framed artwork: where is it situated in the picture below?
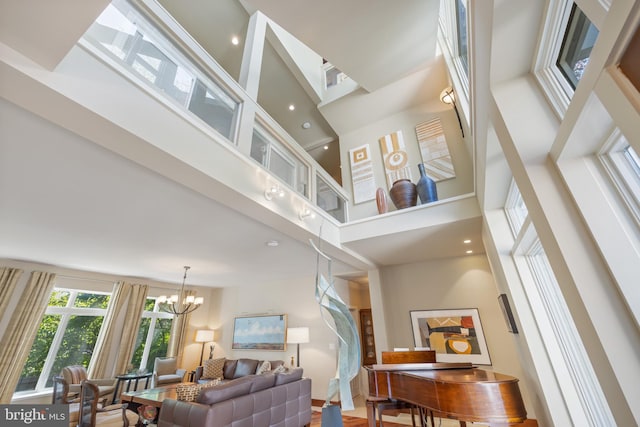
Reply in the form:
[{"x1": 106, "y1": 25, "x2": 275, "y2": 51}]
[
  {"x1": 410, "y1": 308, "x2": 491, "y2": 365},
  {"x1": 415, "y1": 118, "x2": 456, "y2": 182},
  {"x1": 232, "y1": 314, "x2": 287, "y2": 351},
  {"x1": 498, "y1": 294, "x2": 518, "y2": 333},
  {"x1": 379, "y1": 130, "x2": 412, "y2": 188},
  {"x1": 349, "y1": 144, "x2": 377, "y2": 204}
]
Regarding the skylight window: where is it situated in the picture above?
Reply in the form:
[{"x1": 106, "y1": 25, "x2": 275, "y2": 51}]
[{"x1": 557, "y1": 4, "x2": 599, "y2": 89}]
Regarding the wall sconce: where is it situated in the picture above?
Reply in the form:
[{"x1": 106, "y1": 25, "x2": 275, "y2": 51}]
[
  {"x1": 264, "y1": 185, "x2": 285, "y2": 200},
  {"x1": 440, "y1": 86, "x2": 464, "y2": 137},
  {"x1": 299, "y1": 207, "x2": 315, "y2": 220}
]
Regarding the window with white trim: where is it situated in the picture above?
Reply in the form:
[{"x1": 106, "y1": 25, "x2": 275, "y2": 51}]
[
  {"x1": 598, "y1": 130, "x2": 640, "y2": 226},
  {"x1": 505, "y1": 180, "x2": 615, "y2": 424},
  {"x1": 129, "y1": 298, "x2": 173, "y2": 372},
  {"x1": 534, "y1": 1, "x2": 599, "y2": 116},
  {"x1": 15, "y1": 289, "x2": 110, "y2": 394}
]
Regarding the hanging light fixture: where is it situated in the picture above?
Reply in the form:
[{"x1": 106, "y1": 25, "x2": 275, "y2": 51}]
[{"x1": 157, "y1": 266, "x2": 203, "y2": 316}]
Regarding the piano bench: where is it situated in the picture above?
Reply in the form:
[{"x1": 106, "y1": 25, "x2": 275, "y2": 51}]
[{"x1": 366, "y1": 397, "x2": 426, "y2": 427}]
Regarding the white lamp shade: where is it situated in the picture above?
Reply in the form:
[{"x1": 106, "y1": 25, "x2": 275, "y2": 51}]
[
  {"x1": 195, "y1": 329, "x2": 215, "y2": 343},
  {"x1": 286, "y1": 327, "x2": 309, "y2": 344}
]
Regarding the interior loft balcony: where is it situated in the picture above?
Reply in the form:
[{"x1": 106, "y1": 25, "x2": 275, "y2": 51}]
[{"x1": 0, "y1": 0, "x2": 479, "y2": 260}]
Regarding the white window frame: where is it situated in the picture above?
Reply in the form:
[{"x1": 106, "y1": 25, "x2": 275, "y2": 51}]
[
  {"x1": 14, "y1": 288, "x2": 110, "y2": 397},
  {"x1": 598, "y1": 129, "x2": 640, "y2": 227},
  {"x1": 505, "y1": 181, "x2": 615, "y2": 425},
  {"x1": 133, "y1": 298, "x2": 174, "y2": 371}
]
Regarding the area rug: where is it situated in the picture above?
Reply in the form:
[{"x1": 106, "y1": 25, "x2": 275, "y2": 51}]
[{"x1": 310, "y1": 410, "x2": 406, "y2": 427}]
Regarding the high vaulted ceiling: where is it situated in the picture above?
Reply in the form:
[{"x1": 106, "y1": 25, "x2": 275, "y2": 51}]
[{"x1": 0, "y1": 0, "x2": 484, "y2": 288}]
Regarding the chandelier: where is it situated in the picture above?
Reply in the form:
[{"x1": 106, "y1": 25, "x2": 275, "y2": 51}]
[{"x1": 157, "y1": 266, "x2": 203, "y2": 316}]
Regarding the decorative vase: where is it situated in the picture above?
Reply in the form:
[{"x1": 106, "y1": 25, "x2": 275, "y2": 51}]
[
  {"x1": 376, "y1": 188, "x2": 388, "y2": 214},
  {"x1": 416, "y1": 163, "x2": 438, "y2": 204},
  {"x1": 389, "y1": 179, "x2": 417, "y2": 209}
]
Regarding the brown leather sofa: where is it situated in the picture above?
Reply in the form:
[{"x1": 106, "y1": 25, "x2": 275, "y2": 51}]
[{"x1": 157, "y1": 367, "x2": 311, "y2": 427}]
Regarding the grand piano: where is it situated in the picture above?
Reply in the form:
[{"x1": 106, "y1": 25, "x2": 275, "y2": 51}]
[{"x1": 366, "y1": 361, "x2": 528, "y2": 426}]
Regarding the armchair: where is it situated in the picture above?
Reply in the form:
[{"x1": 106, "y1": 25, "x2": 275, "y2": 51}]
[
  {"x1": 152, "y1": 357, "x2": 186, "y2": 387},
  {"x1": 61, "y1": 365, "x2": 115, "y2": 406},
  {"x1": 78, "y1": 380, "x2": 138, "y2": 427}
]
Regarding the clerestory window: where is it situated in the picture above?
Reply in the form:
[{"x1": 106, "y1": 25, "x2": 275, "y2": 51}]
[{"x1": 556, "y1": 3, "x2": 599, "y2": 90}]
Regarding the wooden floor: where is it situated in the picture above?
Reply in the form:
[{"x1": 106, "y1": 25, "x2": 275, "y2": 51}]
[{"x1": 310, "y1": 410, "x2": 406, "y2": 427}]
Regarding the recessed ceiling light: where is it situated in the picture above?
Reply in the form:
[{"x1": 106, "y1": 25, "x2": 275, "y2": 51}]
[
  {"x1": 288, "y1": 104, "x2": 295, "y2": 111},
  {"x1": 466, "y1": 250, "x2": 473, "y2": 254},
  {"x1": 464, "y1": 239, "x2": 471, "y2": 244},
  {"x1": 323, "y1": 145, "x2": 329, "y2": 150},
  {"x1": 266, "y1": 240, "x2": 279, "y2": 247},
  {"x1": 231, "y1": 36, "x2": 239, "y2": 45}
]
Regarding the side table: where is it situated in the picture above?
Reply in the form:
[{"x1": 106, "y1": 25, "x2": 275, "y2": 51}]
[{"x1": 112, "y1": 372, "x2": 153, "y2": 404}]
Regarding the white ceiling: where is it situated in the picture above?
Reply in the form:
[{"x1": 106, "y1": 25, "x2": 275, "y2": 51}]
[{"x1": 0, "y1": 0, "x2": 484, "y2": 288}]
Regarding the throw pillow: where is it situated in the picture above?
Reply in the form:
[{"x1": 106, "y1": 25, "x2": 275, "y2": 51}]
[
  {"x1": 203, "y1": 357, "x2": 225, "y2": 379},
  {"x1": 272, "y1": 364, "x2": 287, "y2": 374},
  {"x1": 176, "y1": 384, "x2": 201, "y2": 402},
  {"x1": 256, "y1": 360, "x2": 271, "y2": 375}
]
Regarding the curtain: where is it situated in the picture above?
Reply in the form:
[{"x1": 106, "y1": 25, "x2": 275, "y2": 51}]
[
  {"x1": 0, "y1": 271, "x2": 56, "y2": 403},
  {"x1": 166, "y1": 290, "x2": 195, "y2": 367},
  {"x1": 88, "y1": 281, "x2": 148, "y2": 379},
  {"x1": 0, "y1": 267, "x2": 23, "y2": 317}
]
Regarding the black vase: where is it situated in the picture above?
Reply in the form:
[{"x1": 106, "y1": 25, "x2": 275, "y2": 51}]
[{"x1": 416, "y1": 163, "x2": 438, "y2": 204}]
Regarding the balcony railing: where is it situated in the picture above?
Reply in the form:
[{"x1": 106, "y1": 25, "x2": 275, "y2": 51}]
[{"x1": 82, "y1": 0, "x2": 348, "y2": 222}]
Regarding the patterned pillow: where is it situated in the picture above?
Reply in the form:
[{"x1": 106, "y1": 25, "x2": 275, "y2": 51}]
[
  {"x1": 176, "y1": 384, "x2": 201, "y2": 402},
  {"x1": 202, "y1": 357, "x2": 225, "y2": 379},
  {"x1": 256, "y1": 360, "x2": 271, "y2": 375},
  {"x1": 272, "y1": 364, "x2": 287, "y2": 374}
]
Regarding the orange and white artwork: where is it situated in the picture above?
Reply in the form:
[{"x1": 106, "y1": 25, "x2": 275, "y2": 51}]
[{"x1": 379, "y1": 130, "x2": 412, "y2": 188}]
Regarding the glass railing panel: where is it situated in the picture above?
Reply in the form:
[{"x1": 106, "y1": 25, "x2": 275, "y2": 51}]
[
  {"x1": 317, "y1": 174, "x2": 346, "y2": 223},
  {"x1": 83, "y1": 0, "x2": 240, "y2": 142},
  {"x1": 251, "y1": 124, "x2": 309, "y2": 198}
]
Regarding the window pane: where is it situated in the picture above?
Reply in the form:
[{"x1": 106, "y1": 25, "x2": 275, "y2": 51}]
[
  {"x1": 144, "y1": 298, "x2": 156, "y2": 312},
  {"x1": 455, "y1": 0, "x2": 468, "y2": 74},
  {"x1": 130, "y1": 317, "x2": 152, "y2": 371},
  {"x1": 317, "y1": 175, "x2": 346, "y2": 223},
  {"x1": 73, "y1": 292, "x2": 110, "y2": 308},
  {"x1": 49, "y1": 290, "x2": 70, "y2": 307},
  {"x1": 250, "y1": 130, "x2": 269, "y2": 166},
  {"x1": 45, "y1": 315, "x2": 104, "y2": 387},
  {"x1": 145, "y1": 318, "x2": 172, "y2": 372},
  {"x1": 557, "y1": 4, "x2": 599, "y2": 89},
  {"x1": 188, "y1": 79, "x2": 237, "y2": 140},
  {"x1": 15, "y1": 315, "x2": 61, "y2": 392}
]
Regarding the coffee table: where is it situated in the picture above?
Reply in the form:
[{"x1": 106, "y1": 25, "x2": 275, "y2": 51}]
[{"x1": 120, "y1": 383, "x2": 182, "y2": 410}]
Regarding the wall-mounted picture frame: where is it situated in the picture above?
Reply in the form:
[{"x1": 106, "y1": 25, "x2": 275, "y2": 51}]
[
  {"x1": 498, "y1": 294, "x2": 518, "y2": 334},
  {"x1": 410, "y1": 308, "x2": 491, "y2": 365},
  {"x1": 232, "y1": 314, "x2": 287, "y2": 351}
]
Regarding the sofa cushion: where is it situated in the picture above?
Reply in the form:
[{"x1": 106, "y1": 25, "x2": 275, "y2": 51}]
[
  {"x1": 202, "y1": 357, "x2": 225, "y2": 379},
  {"x1": 255, "y1": 360, "x2": 271, "y2": 375},
  {"x1": 249, "y1": 373, "x2": 276, "y2": 393},
  {"x1": 232, "y1": 359, "x2": 259, "y2": 378},
  {"x1": 270, "y1": 360, "x2": 285, "y2": 370},
  {"x1": 275, "y1": 367, "x2": 303, "y2": 385},
  {"x1": 197, "y1": 376, "x2": 253, "y2": 405},
  {"x1": 223, "y1": 359, "x2": 237, "y2": 379}
]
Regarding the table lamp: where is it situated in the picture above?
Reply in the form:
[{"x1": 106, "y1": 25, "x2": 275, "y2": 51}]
[
  {"x1": 286, "y1": 327, "x2": 309, "y2": 367},
  {"x1": 195, "y1": 329, "x2": 215, "y2": 366}
]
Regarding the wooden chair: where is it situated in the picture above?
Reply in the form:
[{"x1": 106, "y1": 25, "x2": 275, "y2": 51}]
[
  {"x1": 78, "y1": 380, "x2": 138, "y2": 427},
  {"x1": 367, "y1": 350, "x2": 436, "y2": 427},
  {"x1": 52, "y1": 375, "x2": 80, "y2": 427}
]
